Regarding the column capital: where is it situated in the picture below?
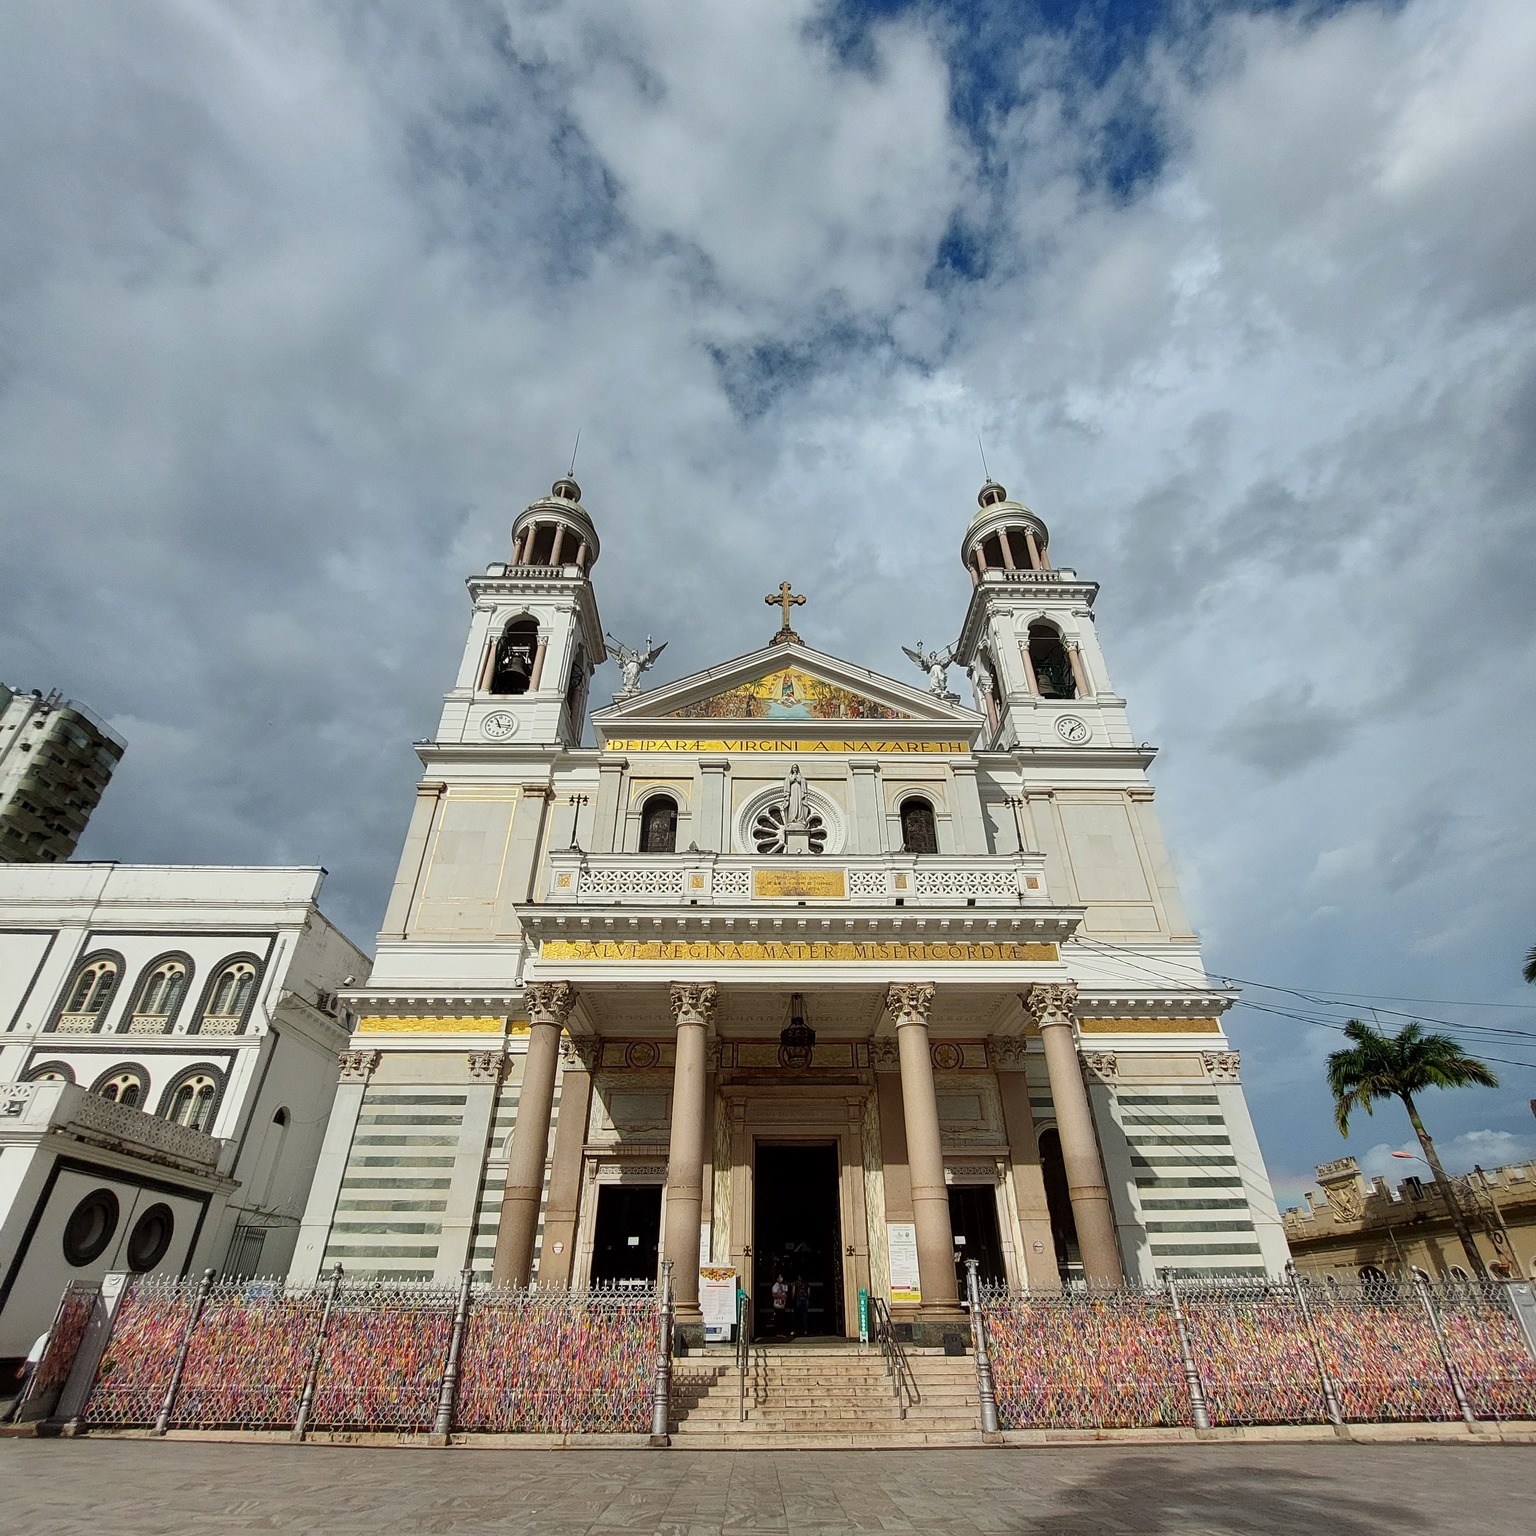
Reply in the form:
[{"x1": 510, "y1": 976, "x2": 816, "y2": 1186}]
[
  {"x1": 1022, "y1": 981, "x2": 1078, "y2": 1029},
  {"x1": 467, "y1": 1050, "x2": 508, "y2": 1083},
  {"x1": 884, "y1": 982, "x2": 936, "y2": 1025},
  {"x1": 868, "y1": 1038, "x2": 900, "y2": 1071},
  {"x1": 526, "y1": 981, "x2": 577, "y2": 1026},
  {"x1": 988, "y1": 1036, "x2": 1032, "y2": 1070},
  {"x1": 669, "y1": 981, "x2": 718, "y2": 1027},
  {"x1": 337, "y1": 1049, "x2": 380, "y2": 1082},
  {"x1": 559, "y1": 1034, "x2": 598, "y2": 1071}
]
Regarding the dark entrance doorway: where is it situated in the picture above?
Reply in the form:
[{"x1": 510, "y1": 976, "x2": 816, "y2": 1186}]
[
  {"x1": 753, "y1": 1143, "x2": 843, "y2": 1339},
  {"x1": 589, "y1": 1185, "x2": 661, "y2": 1288},
  {"x1": 948, "y1": 1185, "x2": 1006, "y2": 1291}
]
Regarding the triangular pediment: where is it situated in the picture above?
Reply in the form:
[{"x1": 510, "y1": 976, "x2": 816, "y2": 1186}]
[{"x1": 593, "y1": 643, "x2": 983, "y2": 737}]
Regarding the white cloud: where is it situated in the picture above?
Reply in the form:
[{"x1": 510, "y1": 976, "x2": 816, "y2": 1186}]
[{"x1": 0, "y1": 0, "x2": 1533, "y2": 1178}]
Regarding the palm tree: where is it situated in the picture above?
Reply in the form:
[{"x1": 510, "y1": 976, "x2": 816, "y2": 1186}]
[
  {"x1": 1326, "y1": 1019, "x2": 1498, "y2": 1281},
  {"x1": 1524, "y1": 944, "x2": 1536, "y2": 985}
]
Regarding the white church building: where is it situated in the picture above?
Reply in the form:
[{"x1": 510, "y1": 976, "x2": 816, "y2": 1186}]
[{"x1": 292, "y1": 473, "x2": 1288, "y2": 1339}]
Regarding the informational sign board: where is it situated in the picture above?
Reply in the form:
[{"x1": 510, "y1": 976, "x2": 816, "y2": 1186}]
[
  {"x1": 887, "y1": 1223, "x2": 921, "y2": 1304},
  {"x1": 858, "y1": 1287, "x2": 870, "y2": 1344},
  {"x1": 700, "y1": 1266, "x2": 738, "y2": 1343},
  {"x1": 699, "y1": 1223, "x2": 711, "y2": 1266}
]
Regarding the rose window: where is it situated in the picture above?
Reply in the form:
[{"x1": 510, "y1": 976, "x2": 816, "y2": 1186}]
[{"x1": 751, "y1": 803, "x2": 828, "y2": 854}]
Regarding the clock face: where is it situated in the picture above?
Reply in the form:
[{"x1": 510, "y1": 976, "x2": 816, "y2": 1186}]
[
  {"x1": 1055, "y1": 714, "x2": 1090, "y2": 745},
  {"x1": 481, "y1": 711, "x2": 517, "y2": 740}
]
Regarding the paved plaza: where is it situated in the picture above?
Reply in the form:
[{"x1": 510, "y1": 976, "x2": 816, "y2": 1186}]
[{"x1": 3, "y1": 1439, "x2": 1533, "y2": 1535}]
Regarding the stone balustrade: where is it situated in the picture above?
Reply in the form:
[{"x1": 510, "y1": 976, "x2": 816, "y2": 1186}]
[
  {"x1": 0, "y1": 1080, "x2": 227, "y2": 1172},
  {"x1": 543, "y1": 849, "x2": 1051, "y2": 908}
]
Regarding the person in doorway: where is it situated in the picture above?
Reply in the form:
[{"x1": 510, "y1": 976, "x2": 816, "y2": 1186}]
[
  {"x1": 771, "y1": 1273, "x2": 789, "y2": 1336},
  {"x1": 793, "y1": 1275, "x2": 810, "y2": 1338}
]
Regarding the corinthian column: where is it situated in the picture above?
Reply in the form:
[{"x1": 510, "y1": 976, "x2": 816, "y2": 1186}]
[
  {"x1": 663, "y1": 982, "x2": 716, "y2": 1325},
  {"x1": 1024, "y1": 983, "x2": 1123, "y2": 1284},
  {"x1": 492, "y1": 981, "x2": 574, "y2": 1285},
  {"x1": 886, "y1": 983, "x2": 961, "y2": 1312}
]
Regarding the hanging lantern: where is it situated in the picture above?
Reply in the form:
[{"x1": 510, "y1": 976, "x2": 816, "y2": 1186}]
[{"x1": 778, "y1": 992, "x2": 816, "y2": 1069}]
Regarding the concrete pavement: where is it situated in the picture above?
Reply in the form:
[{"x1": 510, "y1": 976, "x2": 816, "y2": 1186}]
[{"x1": 3, "y1": 1439, "x2": 1532, "y2": 1534}]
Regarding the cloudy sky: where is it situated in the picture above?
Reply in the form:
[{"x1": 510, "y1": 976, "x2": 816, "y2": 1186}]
[{"x1": 3, "y1": 0, "x2": 1534, "y2": 1203}]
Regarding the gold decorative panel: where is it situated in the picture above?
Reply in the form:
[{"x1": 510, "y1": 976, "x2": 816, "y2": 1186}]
[
  {"x1": 356, "y1": 1015, "x2": 506, "y2": 1035},
  {"x1": 1078, "y1": 1017, "x2": 1221, "y2": 1034},
  {"x1": 753, "y1": 868, "x2": 847, "y2": 899}
]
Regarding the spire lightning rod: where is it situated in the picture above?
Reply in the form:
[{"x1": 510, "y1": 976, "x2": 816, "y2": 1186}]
[
  {"x1": 977, "y1": 435, "x2": 989, "y2": 480},
  {"x1": 569, "y1": 429, "x2": 581, "y2": 478}
]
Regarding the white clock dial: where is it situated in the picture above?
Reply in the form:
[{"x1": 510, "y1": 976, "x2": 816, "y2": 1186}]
[
  {"x1": 1055, "y1": 714, "x2": 1090, "y2": 745},
  {"x1": 481, "y1": 711, "x2": 517, "y2": 740}
]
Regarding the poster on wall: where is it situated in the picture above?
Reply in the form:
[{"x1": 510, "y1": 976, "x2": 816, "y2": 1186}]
[
  {"x1": 887, "y1": 1223, "x2": 921, "y2": 1304},
  {"x1": 700, "y1": 1267, "x2": 738, "y2": 1342}
]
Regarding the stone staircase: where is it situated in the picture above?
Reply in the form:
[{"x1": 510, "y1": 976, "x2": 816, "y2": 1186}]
[{"x1": 669, "y1": 1341, "x2": 987, "y2": 1446}]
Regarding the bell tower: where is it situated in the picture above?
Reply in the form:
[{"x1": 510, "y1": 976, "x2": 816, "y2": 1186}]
[
  {"x1": 435, "y1": 477, "x2": 606, "y2": 751},
  {"x1": 952, "y1": 480, "x2": 1132, "y2": 753}
]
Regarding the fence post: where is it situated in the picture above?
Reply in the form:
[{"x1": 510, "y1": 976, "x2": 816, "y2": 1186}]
[
  {"x1": 1166, "y1": 1275, "x2": 1211, "y2": 1431},
  {"x1": 153, "y1": 1268, "x2": 215, "y2": 1436},
  {"x1": 650, "y1": 1260, "x2": 673, "y2": 1447},
  {"x1": 966, "y1": 1259, "x2": 1000, "y2": 1435},
  {"x1": 1286, "y1": 1263, "x2": 1343, "y2": 1427},
  {"x1": 1415, "y1": 1275, "x2": 1477, "y2": 1429},
  {"x1": 431, "y1": 1268, "x2": 475, "y2": 1441},
  {"x1": 292, "y1": 1264, "x2": 343, "y2": 1442}
]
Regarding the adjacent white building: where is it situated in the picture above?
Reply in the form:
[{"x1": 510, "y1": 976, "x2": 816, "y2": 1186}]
[{"x1": 0, "y1": 864, "x2": 368, "y2": 1364}]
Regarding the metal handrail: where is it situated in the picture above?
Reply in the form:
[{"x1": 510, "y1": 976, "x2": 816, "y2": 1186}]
[
  {"x1": 736, "y1": 1288, "x2": 749, "y2": 1422},
  {"x1": 869, "y1": 1295, "x2": 918, "y2": 1419}
]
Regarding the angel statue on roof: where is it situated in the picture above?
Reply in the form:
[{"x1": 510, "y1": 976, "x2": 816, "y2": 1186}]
[
  {"x1": 902, "y1": 640, "x2": 960, "y2": 703},
  {"x1": 606, "y1": 633, "x2": 668, "y2": 699}
]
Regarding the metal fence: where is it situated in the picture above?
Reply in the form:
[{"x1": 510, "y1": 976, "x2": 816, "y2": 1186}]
[
  {"x1": 979, "y1": 1277, "x2": 1536, "y2": 1430},
  {"x1": 13, "y1": 1281, "x2": 97, "y2": 1423},
  {"x1": 80, "y1": 1270, "x2": 660, "y2": 1437}
]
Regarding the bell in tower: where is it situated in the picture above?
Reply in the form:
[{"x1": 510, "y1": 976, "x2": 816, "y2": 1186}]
[{"x1": 434, "y1": 476, "x2": 608, "y2": 751}]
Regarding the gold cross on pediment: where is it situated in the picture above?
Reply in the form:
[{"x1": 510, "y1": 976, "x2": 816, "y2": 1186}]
[{"x1": 765, "y1": 581, "x2": 805, "y2": 646}]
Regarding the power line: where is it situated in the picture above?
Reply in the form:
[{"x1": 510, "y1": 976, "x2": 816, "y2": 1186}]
[{"x1": 1064, "y1": 935, "x2": 1536, "y2": 1069}]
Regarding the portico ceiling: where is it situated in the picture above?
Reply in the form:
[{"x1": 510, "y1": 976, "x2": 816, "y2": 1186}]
[{"x1": 566, "y1": 980, "x2": 1027, "y2": 1040}]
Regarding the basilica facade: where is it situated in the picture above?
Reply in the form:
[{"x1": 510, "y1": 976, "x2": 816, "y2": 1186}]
[{"x1": 292, "y1": 475, "x2": 1288, "y2": 1338}]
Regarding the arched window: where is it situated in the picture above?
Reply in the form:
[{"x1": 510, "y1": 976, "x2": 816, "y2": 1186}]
[
  {"x1": 899, "y1": 797, "x2": 938, "y2": 855},
  {"x1": 54, "y1": 952, "x2": 122, "y2": 1032},
  {"x1": 196, "y1": 957, "x2": 261, "y2": 1034},
  {"x1": 127, "y1": 955, "x2": 191, "y2": 1033},
  {"x1": 1448, "y1": 1265, "x2": 1470, "y2": 1284},
  {"x1": 24, "y1": 1061, "x2": 75, "y2": 1083},
  {"x1": 161, "y1": 1068, "x2": 223, "y2": 1133},
  {"x1": 93, "y1": 1066, "x2": 148, "y2": 1110},
  {"x1": 639, "y1": 795, "x2": 678, "y2": 854},
  {"x1": 1358, "y1": 1264, "x2": 1389, "y2": 1288},
  {"x1": 489, "y1": 617, "x2": 539, "y2": 695},
  {"x1": 1027, "y1": 622, "x2": 1077, "y2": 699}
]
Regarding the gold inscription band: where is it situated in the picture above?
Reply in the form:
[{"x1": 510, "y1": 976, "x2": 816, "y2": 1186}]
[
  {"x1": 539, "y1": 939, "x2": 1058, "y2": 963},
  {"x1": 603, "y1": 739, "x2": 969, "y2": 755}
]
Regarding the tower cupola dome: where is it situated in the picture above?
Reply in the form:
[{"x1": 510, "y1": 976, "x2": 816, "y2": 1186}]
[
  {"x1": 960, "y1": 479, "x2": 1051, "y2": 581},
  {"x1": 510, "y1": 477, "x2": 601, "y2": 572}
]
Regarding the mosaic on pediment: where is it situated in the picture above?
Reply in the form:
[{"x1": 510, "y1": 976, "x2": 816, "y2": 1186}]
[{"x1": 667, "y1": 668, "x2": 909, "y2": 722}]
